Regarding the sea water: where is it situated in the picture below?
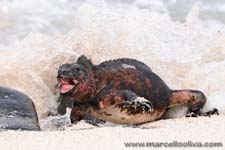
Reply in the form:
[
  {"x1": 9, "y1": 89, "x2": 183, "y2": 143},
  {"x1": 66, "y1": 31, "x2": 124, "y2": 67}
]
[{"x1": 0, "y1": 0, "x2": 224, "y2": 130}]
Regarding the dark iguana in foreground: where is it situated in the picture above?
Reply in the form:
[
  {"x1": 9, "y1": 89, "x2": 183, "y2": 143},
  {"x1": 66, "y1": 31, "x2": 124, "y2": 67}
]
[{"x1": 57, "y1": 55, "x2": 218, "y2": 125}]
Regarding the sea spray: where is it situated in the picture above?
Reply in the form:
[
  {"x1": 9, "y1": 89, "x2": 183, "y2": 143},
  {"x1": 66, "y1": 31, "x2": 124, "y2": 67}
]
[{"x1": 0, "y1": 1, "x2": 224, "y2": 128}]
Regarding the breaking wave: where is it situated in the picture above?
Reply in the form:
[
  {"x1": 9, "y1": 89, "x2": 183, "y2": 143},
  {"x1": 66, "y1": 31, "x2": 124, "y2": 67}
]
[{"x1": 0, "y1": 0, "x2": 224, "y2": 129}]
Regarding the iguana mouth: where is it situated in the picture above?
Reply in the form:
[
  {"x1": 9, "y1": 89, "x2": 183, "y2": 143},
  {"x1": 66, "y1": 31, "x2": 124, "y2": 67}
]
[{"x1": 57, "y1": 78, "x2": 79, "y2": 94}]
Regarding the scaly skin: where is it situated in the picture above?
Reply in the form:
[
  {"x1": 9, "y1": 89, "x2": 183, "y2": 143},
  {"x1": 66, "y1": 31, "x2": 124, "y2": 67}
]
[{"x1": 57, "y1": 55, "x2": 218, "y2": 125}]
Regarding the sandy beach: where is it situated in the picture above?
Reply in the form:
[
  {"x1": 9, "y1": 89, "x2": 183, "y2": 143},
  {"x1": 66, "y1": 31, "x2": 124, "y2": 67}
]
[{"x1": 0, "y1": 115, "x2": 224, "y2": 150}]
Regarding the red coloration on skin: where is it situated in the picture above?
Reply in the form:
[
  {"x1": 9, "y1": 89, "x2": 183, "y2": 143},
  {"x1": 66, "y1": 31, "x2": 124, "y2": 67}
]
[
  {"x1": 56, "y1": 55, "x2": 215, "y2": 125},
  {"x1": 79, "y1": 84, "x2": 89, "y2": 92}
]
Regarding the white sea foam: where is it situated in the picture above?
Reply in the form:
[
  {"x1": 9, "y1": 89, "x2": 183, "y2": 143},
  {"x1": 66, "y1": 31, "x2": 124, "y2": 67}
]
[{"x1": 0, "y1": 1, "x2": 224, "y2": 129}]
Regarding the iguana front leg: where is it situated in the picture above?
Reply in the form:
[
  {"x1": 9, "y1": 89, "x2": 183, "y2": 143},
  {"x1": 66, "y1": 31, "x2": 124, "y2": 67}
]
[
  {"x1": 90, "y1": 89, "x2": 166, "y2": 125},
  {"x1": 94, "y1": 89, "x2": 153, "y2": 114}
]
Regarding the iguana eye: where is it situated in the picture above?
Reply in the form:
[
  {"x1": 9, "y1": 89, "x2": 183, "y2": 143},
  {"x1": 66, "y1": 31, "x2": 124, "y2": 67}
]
[{"x1": 76, "y1": 68, "x2": 81, "y2": 71}]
